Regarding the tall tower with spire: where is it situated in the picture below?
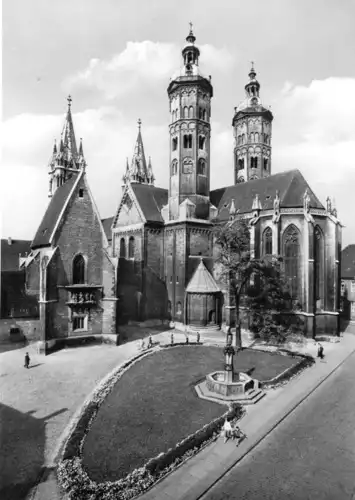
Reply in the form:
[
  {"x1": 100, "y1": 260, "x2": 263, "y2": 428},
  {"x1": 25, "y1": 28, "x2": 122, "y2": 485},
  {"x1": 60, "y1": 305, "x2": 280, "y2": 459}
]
[
  {"x1": 48, "y1": 96, "x2": 86, "y2": 197},
  {"x1": 232, "y1": 65, "x2": 273, "y2": 184},
  {"x1": 122, "y1": 119, "x2": 155, "y2": 186},
  {"x1": 167, "y1": 24, "x2": 213, "y2": 220}
]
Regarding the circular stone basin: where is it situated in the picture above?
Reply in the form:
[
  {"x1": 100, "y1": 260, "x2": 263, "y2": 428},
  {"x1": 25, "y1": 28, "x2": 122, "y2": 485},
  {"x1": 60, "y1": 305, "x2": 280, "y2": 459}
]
[{"x1": 206, "y1": 371, "x2": 257, "y2": 397}]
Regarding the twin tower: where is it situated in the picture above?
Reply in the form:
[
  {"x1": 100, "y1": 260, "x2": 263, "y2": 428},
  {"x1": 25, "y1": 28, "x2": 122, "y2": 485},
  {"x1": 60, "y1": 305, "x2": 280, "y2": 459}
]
[{"x1": 167, "y1": 26, "x2": 273, "y2": 220}]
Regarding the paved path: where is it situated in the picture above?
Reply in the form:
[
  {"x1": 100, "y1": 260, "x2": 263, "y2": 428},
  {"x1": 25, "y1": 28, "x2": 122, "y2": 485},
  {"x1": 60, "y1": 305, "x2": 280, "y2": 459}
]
[
  {"x1": 201, "y1": 349, "x2": 355, "y2": 500},
  {"x1": 139, "y1": 333, "x2": 355, "y2": 500}
]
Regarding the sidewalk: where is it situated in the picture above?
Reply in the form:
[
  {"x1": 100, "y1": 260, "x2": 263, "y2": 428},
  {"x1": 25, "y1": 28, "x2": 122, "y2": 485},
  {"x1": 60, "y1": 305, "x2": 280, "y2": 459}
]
[{"x1": 139, "y1": 332, "x2": 355, "y2": 500}]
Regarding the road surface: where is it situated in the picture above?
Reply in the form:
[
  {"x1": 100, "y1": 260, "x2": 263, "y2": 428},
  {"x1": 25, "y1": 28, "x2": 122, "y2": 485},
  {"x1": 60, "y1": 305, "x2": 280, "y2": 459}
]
[{"x1": 201, "y1": 351, "x2": 355, "y2": 500}]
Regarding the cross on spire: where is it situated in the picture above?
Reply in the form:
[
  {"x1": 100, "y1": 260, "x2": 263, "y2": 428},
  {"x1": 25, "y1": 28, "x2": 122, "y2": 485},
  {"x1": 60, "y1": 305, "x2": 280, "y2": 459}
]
[
  {"x1": 67, "y1": 95, "x2": 72, "y2": 108},
  {"x1": 189, "y1": 21, "x2": 193, "y2": 32},
  {"x1": 138, "y1": 118, "x2": 142, "y2": 130}
]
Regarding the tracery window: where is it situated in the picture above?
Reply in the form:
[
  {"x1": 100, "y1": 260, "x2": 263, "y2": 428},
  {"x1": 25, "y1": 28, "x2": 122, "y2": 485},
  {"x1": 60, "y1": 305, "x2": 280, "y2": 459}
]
[
  {"x1": 128, "y1": 236, "x2": 135, "y2": 259},
  {"x1": 120, "y1": 238, "x2": 126, "y2": 258},
  {"x1": 314, "y1": 226, "x2": 324, "y2": 305},
  {"x1": 262, "y1": 227, "x2": 273, "y2": 256},
  {"x1": 73, "y1": 254, "x2": 85, "y2": 284},
  {"x1": 283, "y1": 224, "x2": 301, "y2": 301}
]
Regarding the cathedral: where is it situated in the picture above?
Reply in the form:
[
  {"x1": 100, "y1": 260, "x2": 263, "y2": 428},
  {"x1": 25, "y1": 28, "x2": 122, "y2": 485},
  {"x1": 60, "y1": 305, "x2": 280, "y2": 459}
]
[{"x1": 17, "y1": 27, "x2": 341, "y2": 353}]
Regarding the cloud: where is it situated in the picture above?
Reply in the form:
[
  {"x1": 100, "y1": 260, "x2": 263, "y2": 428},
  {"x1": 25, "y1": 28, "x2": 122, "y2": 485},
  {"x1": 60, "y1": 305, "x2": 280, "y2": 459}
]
[
  {"x1": 2, "y1": 77, "x2": 355, "y2": 246},
  {"x1": 273, "y1": 77, "x2": 355, "y2": 184},
  {"x1": 64, "y1": 41, "x2": 235, "y2": 99}
]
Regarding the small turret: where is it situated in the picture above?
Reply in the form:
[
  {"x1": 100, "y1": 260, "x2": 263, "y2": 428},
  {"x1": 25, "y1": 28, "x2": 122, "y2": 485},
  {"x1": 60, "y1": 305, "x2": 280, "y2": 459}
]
[{"x1": 122, "y1": 120, "x2": 155, "y2": 186}]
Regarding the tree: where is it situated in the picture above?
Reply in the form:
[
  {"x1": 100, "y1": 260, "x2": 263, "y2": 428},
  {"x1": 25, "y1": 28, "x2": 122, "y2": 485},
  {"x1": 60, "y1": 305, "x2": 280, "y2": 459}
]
[{"x1": 213, "y1": 217, "x2": 292, "y2": 346}]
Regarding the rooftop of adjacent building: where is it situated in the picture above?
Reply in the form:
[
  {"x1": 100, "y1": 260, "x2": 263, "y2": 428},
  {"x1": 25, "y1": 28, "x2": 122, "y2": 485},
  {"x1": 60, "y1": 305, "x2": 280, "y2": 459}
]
[{"x1": 341, "y1": 244, "x2": 355, "y2": 279}]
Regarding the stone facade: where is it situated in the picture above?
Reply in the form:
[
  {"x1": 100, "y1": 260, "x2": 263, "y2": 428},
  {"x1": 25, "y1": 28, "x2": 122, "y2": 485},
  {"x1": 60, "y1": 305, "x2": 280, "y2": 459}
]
[{"x1": 11, "y1": 27, "x2": 341, "y2": 350}]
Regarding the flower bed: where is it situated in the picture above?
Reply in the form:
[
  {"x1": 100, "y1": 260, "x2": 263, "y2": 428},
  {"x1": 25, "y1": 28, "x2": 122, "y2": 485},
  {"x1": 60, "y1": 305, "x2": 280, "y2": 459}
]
[
  {"x1": 57, "y1": 346, "x2": 244, "y2": 500},
  {"x1": 252, "y1": 348, "x2": 315, "y2": 388}
]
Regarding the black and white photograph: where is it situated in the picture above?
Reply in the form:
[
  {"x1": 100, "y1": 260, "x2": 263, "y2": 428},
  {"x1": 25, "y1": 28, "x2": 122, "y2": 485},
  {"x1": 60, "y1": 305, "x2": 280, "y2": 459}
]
[{"x1": 1, "y1": 1, "x2": 355, "y2": 499}]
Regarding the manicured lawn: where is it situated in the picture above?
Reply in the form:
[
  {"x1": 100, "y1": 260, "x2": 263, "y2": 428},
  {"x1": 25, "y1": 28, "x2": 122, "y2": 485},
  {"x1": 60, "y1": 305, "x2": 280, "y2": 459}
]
[{"x1": 82, "y1": 346, "x2": 298, "y2": 482}]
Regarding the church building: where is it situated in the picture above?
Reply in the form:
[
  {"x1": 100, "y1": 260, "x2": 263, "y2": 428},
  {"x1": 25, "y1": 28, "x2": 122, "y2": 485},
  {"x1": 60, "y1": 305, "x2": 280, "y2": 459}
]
[{"x1": 18, "y1": 27, "x2": 341, "y2": 352}]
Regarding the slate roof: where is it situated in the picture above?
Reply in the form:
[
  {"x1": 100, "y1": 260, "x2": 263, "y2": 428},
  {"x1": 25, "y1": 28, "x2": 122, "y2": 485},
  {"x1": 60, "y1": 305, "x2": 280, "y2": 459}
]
[
  {"x1": 1, "y1": 239, "x2": 32, "y2": 271},
  {"x1": 101, "y1": 217, "x2": 114, "y2": 242},
  {"x1": 341, "y1": 245, "x2": 355, "y2": 279},
  {"x1": 210, "y1": 169, "x2": 324, "y2": 222},
  {"x1": 130, "y1": 183, "x2": 168, "y2": 223},
  {"x1": 32, "y1": 175, "x2": 78, "y2": 248},
  {"x1": 186, "y1": 258, "x2": 221, "y2": 293}
]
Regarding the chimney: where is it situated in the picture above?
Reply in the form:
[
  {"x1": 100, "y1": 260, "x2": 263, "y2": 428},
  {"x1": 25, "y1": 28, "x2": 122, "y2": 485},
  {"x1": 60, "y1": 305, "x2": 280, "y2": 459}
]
[{"x1": 8, "y1": 237, "x2": 12, "y2": 245}]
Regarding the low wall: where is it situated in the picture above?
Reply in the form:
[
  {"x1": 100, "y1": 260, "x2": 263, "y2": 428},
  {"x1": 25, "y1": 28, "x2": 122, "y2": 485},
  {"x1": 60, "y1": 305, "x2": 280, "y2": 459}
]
[{"x1": 0, "y1": 318, "x2": 41, "y2": 343}]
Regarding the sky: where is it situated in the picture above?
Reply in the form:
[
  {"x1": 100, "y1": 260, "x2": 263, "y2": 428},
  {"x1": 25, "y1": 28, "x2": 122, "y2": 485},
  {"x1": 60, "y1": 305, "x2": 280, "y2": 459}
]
[{"x1": 1, "y1": 0, "x2": 355, "y2": 247}]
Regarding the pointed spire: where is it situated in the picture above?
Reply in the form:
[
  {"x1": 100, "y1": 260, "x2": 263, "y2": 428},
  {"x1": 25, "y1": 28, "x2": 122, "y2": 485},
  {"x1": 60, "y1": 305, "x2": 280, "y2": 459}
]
[
  {"x1": 79, "y1": 137, "x2": 83, "y2": 156},
  {"x1": 61, "y1": 95, "x2": 78, "y2": 158},
  {"x1": 147, "y1": 156, "x2": 155, "y2": 185}
]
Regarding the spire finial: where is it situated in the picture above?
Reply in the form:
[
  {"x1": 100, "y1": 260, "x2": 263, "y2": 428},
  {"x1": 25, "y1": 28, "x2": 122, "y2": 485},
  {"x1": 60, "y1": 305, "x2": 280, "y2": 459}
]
[
  {"x1": 138, "y1": 118, "x2": 142, "y2": 130},
  {"x1": 189, "y1": 21, "x2": 193, "y2": 33},
  {"x1": 67, "y1": 95, "x2": 72, "y2": 108}
]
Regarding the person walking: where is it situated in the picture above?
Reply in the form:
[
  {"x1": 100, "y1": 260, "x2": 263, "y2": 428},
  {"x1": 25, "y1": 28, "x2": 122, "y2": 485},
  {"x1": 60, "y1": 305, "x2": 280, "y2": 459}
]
[
  {"x1": 318, "y1": 343, "x2": 324, "y2": 360},
  {"x1": 24, "y1": 352, "x2": 30, "y2": 369}
]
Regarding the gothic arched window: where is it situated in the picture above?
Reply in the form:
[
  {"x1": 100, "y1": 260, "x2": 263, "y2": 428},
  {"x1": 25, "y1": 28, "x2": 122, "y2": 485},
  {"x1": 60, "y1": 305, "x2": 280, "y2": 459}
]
[
  {"x1": 238, "y1": 158, "x2": 244, "y2": 170},
  {"x1": 262, "y1": 227, "x2": 273, "y2": 256},
  {"x1": 171, "y1": 160, "x2": 178, "y2": 175},
  {"x1": 198, "y1": 136, "x2": 205, "y2": 149},
  {"x1": 314, "y1": 226, "x2": 324, "y2": 307},
  {"x1": 264, "y1": 158, "x2": 268, "y2": 171},
  {"x1": 183, "y1": 134, "x2": 192, "y2": 148},
  {"x1": 189, "y1": 106, "x2": 194, "y2": 118},
  {"x1": 283, "y1": 224, "x2": 301, "y2": 301},
  {"x1": 184, "y1": 106, "x2": 188, "y2": 118},
  {"x1": 197, "y1": 159, "x2": 206, "y2": 175},
  {"x1": 203, "y1": 110, "x2": 207, "y2": 120},
  {"x1": 251, "y1": 157, "x2": 258, "y2": 169},
  {"x1": 120, "y1": 238, "x2": 126, "y2": 258},
  {"x1": 250, "y1": 133, "x2": 254, "y2": 143},
  {"x1": 73, "y1": 254, "x2": 85, "y2": 284},
  {"x1": 128, "y1": 236, "x2": 135, "y2": 259},
  {"x1": 255, "y1": 132, "x2": 259, "y2": 143},
  {"x1": 172, "y1": 137, "x2": 178, "y2": 151}
]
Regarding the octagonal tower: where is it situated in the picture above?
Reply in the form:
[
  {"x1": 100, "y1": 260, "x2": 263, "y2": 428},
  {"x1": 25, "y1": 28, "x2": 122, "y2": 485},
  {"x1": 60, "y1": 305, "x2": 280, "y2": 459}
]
[
  {"x1": 167, "y1": 25, "x2": 213, "y2": 220},
  {"x1": 232, "y1": 65, "x2": 273, "y2": 184}
]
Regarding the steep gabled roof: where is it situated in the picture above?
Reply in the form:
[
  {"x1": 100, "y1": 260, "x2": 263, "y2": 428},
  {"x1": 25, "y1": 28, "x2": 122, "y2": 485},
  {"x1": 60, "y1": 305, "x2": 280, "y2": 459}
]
[
  {"x1": 101, "y1": 217, "x2": 114, "y2": 242},
  {"x1": 1, "y1": 239, "x2": 32, "y2": 271},
  {"x1": 186, "y1": 258, "x2": 221, "y2": 293},
  {"x1": 341, "y1": 244, "x2": 355, "y2": 279},
  {"x1": 31, "y1": 174, "x2": 79, "y2": 248},
  {"x1": 130, "y1": 183, "x2": 168, "y2": 223},
  {"x1": 211, "y1": 169, "x2": 324, "y2": 222}
]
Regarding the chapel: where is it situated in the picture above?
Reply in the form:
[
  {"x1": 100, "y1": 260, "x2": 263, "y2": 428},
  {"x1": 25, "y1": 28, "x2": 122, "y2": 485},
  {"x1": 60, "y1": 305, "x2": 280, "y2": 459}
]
[{"x1": 15, "y1": 27, "x2": 341, "y2": 352}]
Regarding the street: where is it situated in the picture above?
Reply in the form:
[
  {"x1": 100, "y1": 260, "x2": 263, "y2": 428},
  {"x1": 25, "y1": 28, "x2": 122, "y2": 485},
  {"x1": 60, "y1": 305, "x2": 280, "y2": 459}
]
[{"x1": 201, "y1": 350, "x2": 355, "y2": 500}]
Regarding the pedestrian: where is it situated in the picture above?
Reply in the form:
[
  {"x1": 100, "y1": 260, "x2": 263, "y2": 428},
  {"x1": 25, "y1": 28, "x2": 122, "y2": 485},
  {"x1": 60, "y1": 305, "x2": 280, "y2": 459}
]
[
  {"x1": 234, "y1": 425, "x2": 246, "y2": 446},
  {"x1": 318, "y1": 343, "x2": 324, "y2": 360},
  {"x1": 222, "y1": 418, "x2": 233, "y2": 443},
  {"x1": 24, "y1": 352, "x2": 30, "y2": 369}
]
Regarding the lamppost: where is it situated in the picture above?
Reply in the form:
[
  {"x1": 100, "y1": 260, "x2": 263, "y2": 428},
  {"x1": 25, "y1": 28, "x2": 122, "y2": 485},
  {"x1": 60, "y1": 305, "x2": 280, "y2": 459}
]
[{"x1": 224, "y1": 344, "x2": 235, "y2": 383}]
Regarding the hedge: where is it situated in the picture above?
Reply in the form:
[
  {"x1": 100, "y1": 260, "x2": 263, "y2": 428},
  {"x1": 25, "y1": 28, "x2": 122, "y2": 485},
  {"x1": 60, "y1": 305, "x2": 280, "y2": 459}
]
[{"x1": 57, "y1": 345, "x2": 245, "y2": 500}]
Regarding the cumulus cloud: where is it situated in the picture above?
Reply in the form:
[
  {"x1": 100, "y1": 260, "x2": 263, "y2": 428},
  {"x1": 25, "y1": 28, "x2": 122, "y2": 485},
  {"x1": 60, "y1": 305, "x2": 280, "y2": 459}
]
[
  {"x1": 64, "y1": 41, "x2": 235, "y2": 99},
  {"x1": 2, "y1": 77, "x2": 355, "y2": 246}
]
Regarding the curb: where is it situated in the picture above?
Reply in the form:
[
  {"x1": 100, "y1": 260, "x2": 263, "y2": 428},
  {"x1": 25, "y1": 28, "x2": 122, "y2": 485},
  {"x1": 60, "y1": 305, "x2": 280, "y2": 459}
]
[{"x1": 195, "y1": 345, "x2": 355, "y2": 500}]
